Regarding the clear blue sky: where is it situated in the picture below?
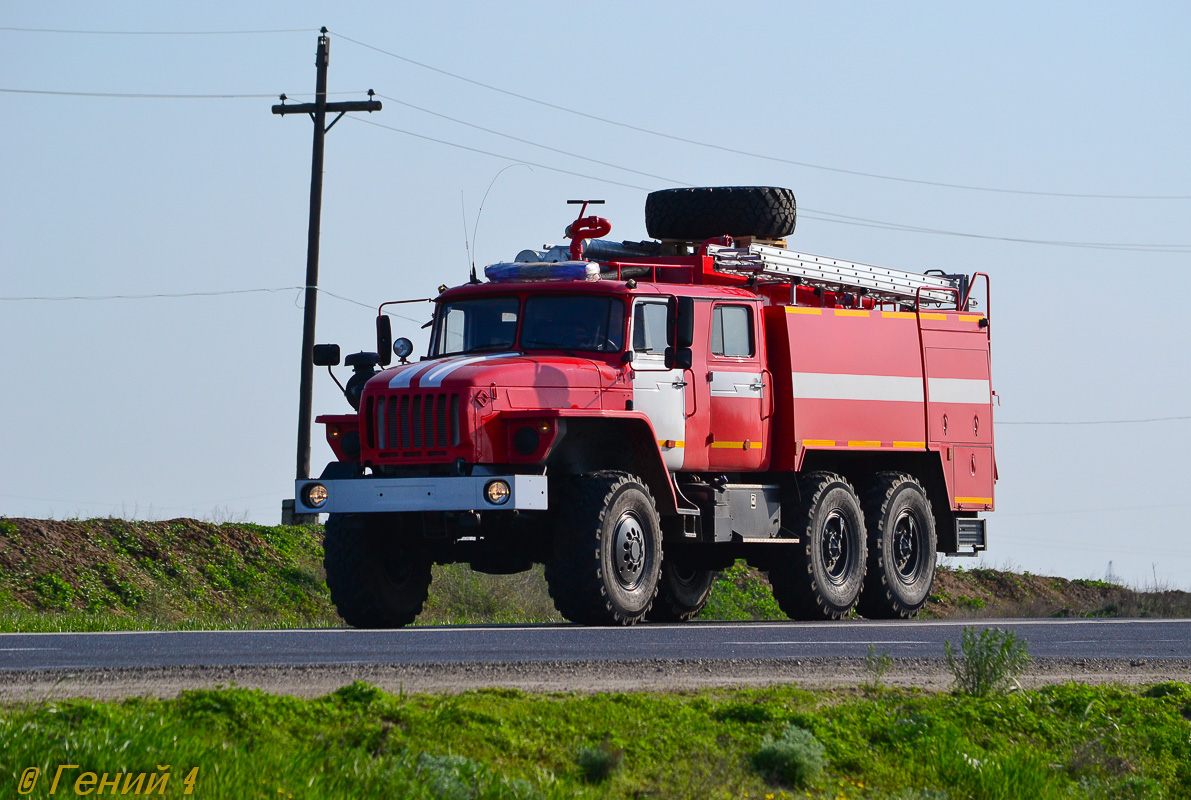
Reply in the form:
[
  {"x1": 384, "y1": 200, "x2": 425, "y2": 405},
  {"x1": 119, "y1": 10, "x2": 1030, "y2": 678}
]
[{"x1": 2, "y1": 2, "x2": 1189, "y2": 589}]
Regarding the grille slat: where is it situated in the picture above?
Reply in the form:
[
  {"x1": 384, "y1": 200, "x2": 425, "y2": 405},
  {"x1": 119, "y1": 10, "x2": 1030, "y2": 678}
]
[
  {"x1": 412, "y1": 396, "x2": 423, "y2": 448},
  {"x1": 449, "y1": 394, "x2": 460, "y2": 446},
  {"x1": 374, "y1": 391, "x2": 465, "y2": 454}
]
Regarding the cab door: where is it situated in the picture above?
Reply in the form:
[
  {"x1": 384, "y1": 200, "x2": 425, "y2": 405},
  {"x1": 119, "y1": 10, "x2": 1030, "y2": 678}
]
[
  {"x1": 630, "y1": 297, "x2": 686, "y2": 470},
  {"x1": 706, "y1": 302, "x2": 766, "y2": 471}
]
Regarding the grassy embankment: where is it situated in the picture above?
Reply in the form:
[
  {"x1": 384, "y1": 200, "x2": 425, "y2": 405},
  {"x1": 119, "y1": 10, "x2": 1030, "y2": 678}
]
[
  {"x1": 2, "y1": 517, "x2": 1189, "y2": 632},
  {"x1": 2, "y1": 680, "x2": 1190, "y2": 798}
]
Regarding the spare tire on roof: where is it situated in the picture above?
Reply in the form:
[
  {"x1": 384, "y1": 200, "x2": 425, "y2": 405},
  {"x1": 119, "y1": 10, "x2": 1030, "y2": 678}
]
[{"x1": 645, "y1": 186, "x2": 797, "y2": 241}]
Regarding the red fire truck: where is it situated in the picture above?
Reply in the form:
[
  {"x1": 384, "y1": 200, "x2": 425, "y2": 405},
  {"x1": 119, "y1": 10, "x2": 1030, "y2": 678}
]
[{"x1": 296, "y1": 187, "x2": 992, "y2": 627}]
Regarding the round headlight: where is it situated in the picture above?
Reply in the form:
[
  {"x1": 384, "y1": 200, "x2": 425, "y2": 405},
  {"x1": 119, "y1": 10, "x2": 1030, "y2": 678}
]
[
  {"x1": 303, "y1": 483, "x2": 328, "y2": 509},
  {"x1": 393, "y1": 337, "x2": 414, "y2": 359},
  {"x1": 484, "y1": 480, "x2": 511, "y2": 506}
]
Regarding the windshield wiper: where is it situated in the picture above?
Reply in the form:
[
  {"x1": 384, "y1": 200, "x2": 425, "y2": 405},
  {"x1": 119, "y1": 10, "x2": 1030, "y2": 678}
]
[{"x1": 464, "y1": 342, "x2": 517, "y2": 354}]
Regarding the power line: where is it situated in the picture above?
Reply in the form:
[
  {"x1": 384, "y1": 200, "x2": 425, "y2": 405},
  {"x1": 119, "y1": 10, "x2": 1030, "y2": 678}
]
[
  {"x1": 353, "y1": 109, "x2": 1191, "y2": 253},
  {"x1": 800, "y1": 210, "x2": 1191, "y2": 254},
  {"x1": 350, "y1": 116, "x2": 650, "y2": 191},
  {"x1": 999, "y1": 415, "x2": 1191, "y2": 426},
  {"x1": 378, "y1": 94, "x2": 687, "y2": 186},
  {"x1": 0, "y1": 286, "x2": 306, "y2": 301},
  {"x1": 0, "y1": 26, "x2": 310, "y2": 35},
  {"x1": 332, "y1": 30, "x2": 1191, "y2": 202},
  {"x1": 1, "y1": 87, "x2": 367, "y2": 100}
]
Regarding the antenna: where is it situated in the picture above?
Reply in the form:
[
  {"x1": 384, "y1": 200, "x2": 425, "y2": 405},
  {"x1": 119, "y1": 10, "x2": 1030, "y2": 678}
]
[{"x1": 471, "y1": 163, "x2": 532, "y2": 277}]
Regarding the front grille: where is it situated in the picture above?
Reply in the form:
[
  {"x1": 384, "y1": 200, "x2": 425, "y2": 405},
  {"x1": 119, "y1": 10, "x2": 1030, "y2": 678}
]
[{"x1": 370, "y1": 392, "x2": 461, "y2": 452}]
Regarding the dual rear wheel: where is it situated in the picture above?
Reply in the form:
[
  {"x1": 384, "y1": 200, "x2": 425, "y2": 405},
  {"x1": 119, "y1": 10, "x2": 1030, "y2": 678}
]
[{"x1": 768, "y1": 471, "x2": 936, "y2": 620}]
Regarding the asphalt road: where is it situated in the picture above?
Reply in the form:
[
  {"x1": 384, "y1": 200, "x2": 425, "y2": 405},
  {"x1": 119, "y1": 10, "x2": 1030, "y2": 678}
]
[{"x1": 1, "y1": 618, "x2": 1188, "y2": 672}]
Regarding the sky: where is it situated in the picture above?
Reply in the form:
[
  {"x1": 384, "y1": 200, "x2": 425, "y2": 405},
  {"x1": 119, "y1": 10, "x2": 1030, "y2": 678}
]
[{"x1": 2, "y1": 2, "x2": 1189, "y2": 589}]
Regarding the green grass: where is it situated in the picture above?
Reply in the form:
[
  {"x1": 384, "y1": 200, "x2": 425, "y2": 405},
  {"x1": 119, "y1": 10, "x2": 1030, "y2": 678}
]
[
  {"x1": 0, "y1": 518, "x2": 341, "y2": 632},
  {"x1": 2, "y1": 682, "x2": 1189, "y2": 798}
]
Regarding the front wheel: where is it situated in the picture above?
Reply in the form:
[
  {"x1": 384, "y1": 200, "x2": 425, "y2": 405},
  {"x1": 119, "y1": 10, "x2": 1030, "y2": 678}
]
[
  {"x1": 544, "y1": 471, "x2": 662, "y2": 625},
  {"x1": 323, "y1": 513, "x2": 432, "y2": 629},
  {"x1": 768, "y1": 472, "x2": 867, "y2": 620},
  {"x1": 856, "y1": 473, "x2": 937, "y2": 619}
]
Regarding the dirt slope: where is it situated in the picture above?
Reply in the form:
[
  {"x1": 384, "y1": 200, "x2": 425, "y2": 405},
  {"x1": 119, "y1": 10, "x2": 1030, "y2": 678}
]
[{"x1": 1, "y1": 517, "x2": 1187, "y2": 629}]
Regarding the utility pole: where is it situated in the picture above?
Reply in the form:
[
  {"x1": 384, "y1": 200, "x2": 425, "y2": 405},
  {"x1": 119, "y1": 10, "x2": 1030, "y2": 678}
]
[{"x1": 273, "y1": 27, "x2": 381, "y2": 525}]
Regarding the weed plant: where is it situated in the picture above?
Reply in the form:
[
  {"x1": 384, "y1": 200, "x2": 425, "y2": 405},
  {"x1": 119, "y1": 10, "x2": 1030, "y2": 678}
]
[
  {"x1": 573, "y1": 740, "x2": 624, "y2": 783},
  {"x1": 864, "y1": 643, "x2": 893, "y2": 688},
  {"x1": 944, "y1": 626, "x2": 1032, "y2": 696},
  {"x1": 751, "y1": 725, "x2": 827, "y2": 787}
]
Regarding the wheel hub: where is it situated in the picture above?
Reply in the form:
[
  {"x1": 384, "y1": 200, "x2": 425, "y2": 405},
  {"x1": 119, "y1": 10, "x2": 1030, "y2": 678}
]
[
  {"x1": 893, "y1": 510, "x2": 921, "y2": 583},
  {"x1": 820, "y1": 510, "x2": 852, "y2": 586},
  {"x1": 613, "y1": 511, "x2": 647, "y2": 589}
]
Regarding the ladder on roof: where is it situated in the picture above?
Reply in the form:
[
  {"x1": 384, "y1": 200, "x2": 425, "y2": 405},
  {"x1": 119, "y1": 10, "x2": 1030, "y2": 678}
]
[{"x1": 706, "y1": 243, "x2": 964, "y2": 306}]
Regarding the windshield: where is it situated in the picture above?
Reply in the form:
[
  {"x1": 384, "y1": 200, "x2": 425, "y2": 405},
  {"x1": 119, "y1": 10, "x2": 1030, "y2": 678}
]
[
  {"x1": 521, "y1": 295, "x2": 626, "y2": 353},
  {"x1": 432, "y1": 297, "x2": 519, "y2": 356}
]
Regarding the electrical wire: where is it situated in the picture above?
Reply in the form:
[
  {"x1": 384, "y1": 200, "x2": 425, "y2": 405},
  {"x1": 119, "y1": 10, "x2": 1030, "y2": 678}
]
[
  {"x1": 800, "y1": 211, "x2": 1191, "y2": 254},
  {"x1": 378, "y1": 94, "x2": 688, "y2": 187},
  {"x1": 1, "y1": 88, "x2": 368, "y2": 100},
  {"x1": 352, "y1": 110, "x2": 1191, "y2": 253},
  {"x1": 0, "y1": 285, "x2": 428, "y2": 322},
  {"x1": 0, "y1": 26, "x2": 310, "y2": 35},
  {"x1": 332, "y1": 30, "x2": 1191, "y2": 201},
  {"x1": 350, "y1": 116, "x2": 650, "y2": 190},
  {"x1": 999, "y1": 415, "x2": 1191, "y2": 426}
]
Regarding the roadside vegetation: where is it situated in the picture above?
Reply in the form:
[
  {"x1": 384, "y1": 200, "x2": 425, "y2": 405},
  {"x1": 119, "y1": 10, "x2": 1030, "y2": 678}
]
[
  {"x1": 2, "y1": 517, "x2": 1190, "y2": 631},
  {"x1": 2, "y1": 679, "x2": 1189, "y2": 798}
]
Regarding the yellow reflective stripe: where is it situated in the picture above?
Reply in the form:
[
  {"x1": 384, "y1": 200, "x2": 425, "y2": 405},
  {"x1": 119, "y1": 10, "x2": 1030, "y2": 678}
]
[
  {"x1": 955, "y1": 496, "x2": 993, "y2": 505},
  {"x1": 881, "y1": 311, "x2": 918, "y2": 319},
  {"x1": 709, "y1": 441, "x2": 762, "y2": 449},
  {"x1": 892, "y1": 441, "x2": 926, "y2": 448},
  {"x1": 918, "y1": 312, "x2": 947, "y2": 320},
  {"x1": 785, "y1": 307, "x2": 822, "y2": 315},
  {"x1": 834, "y1": 309, "x2": 870, "y2": 317},
  {"x1": 801, "y1": 439, "x2": 835, "y2": 447},
  {"x1": 657, "y1": 440, "x2": 685, "y2": 448},
  {"x1": 847, "y1": 440, "x2": 881, "y2": 448},
  {"x1": 959, "y1": 314, "x2": 983, "y2": 322}
]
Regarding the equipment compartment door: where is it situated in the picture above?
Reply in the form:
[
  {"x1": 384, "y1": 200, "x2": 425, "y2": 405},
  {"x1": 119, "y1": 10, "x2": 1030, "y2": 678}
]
[
  {"x1": 953, "y1": 446, "x2": 994, "y2": 511},
  {"x1": 631, "y1": 298, "x2": 687, "y2": 471},
  {"x1": 706, "y1": 302, "x2": 766, "y2": 471}
]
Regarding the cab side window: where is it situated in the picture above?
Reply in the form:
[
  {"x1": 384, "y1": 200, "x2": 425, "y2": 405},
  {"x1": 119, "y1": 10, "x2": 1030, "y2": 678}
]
[
  {"x1": 711, "y1": 304, "x2": 754, "y2": 358},
  {"x1": 632, "y1": 301, "x2": 670, "y2": 355}
]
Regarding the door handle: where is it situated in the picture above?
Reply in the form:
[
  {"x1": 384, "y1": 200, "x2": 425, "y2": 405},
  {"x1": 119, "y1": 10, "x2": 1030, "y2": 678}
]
[
  {"x1": 671, "y1": 380, "x2": 688, "y2": 388},
  {"x1": 750, "y1": 382, "x2": 766, "y2": 390}
]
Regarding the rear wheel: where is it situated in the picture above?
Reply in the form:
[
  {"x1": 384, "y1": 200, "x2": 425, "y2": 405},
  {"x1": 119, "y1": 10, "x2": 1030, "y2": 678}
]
[
  {"x1": 544, "y1": 471, "x2": 662, "y2": 625},
  {"x1": 647, "y1": 557, "x2": 716, "y2": 622},
  {"x1": 856, "y1": 473, "x2": 937, "y2": 619},
  {"x1": 768, "y1": 472, "x2": 866, "y2": 620},
  {"x1": 323, "y1": 513, "x2": 432, "y2": 629}
]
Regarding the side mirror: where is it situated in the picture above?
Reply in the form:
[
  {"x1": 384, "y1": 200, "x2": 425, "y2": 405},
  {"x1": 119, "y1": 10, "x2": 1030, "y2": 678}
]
[
  {"x1": 376, "y1": 316, "x2": 392, "y2": 367},
  {"x1": 675, "y1": 296, "x2": 695, "y2": 349},
  {"x1": 312, "y1": 344, "x2": 341, "y2": 367},
  {"x1": 664, "y1": 346, "x2": 693, "y2": 370}
]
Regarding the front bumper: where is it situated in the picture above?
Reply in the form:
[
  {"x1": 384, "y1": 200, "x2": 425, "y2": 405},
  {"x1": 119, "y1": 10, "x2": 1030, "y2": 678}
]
[{"x1": 293, "y1": 474, "x2": 548, "y2": 515}]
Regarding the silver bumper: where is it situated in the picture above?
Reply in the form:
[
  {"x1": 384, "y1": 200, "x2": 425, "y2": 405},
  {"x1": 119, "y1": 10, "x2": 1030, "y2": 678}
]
[{"x1": 294, "y1": 474, "x2": 548, "y2": 515}]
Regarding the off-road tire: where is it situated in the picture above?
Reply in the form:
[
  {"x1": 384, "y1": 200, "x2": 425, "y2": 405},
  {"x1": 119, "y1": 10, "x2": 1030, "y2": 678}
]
[
  {"x1": 768, "y1": 472, "x2": 867, "y2": 620},
  {"x1": 323, "y1": 513, "x2": 432, "y2": 629},
  {"x1": 544, "y1": 471, "x2": 662, "y2": 625},
  {"x1": 646, "y1": 559, "x2": 716, "y2": 622},
  {"x1": 856, "y1": 473, "x2": 937, "y2": 619},
  {"x1": 645, "y1": 186, "x2": 797, "y2": 241}
]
